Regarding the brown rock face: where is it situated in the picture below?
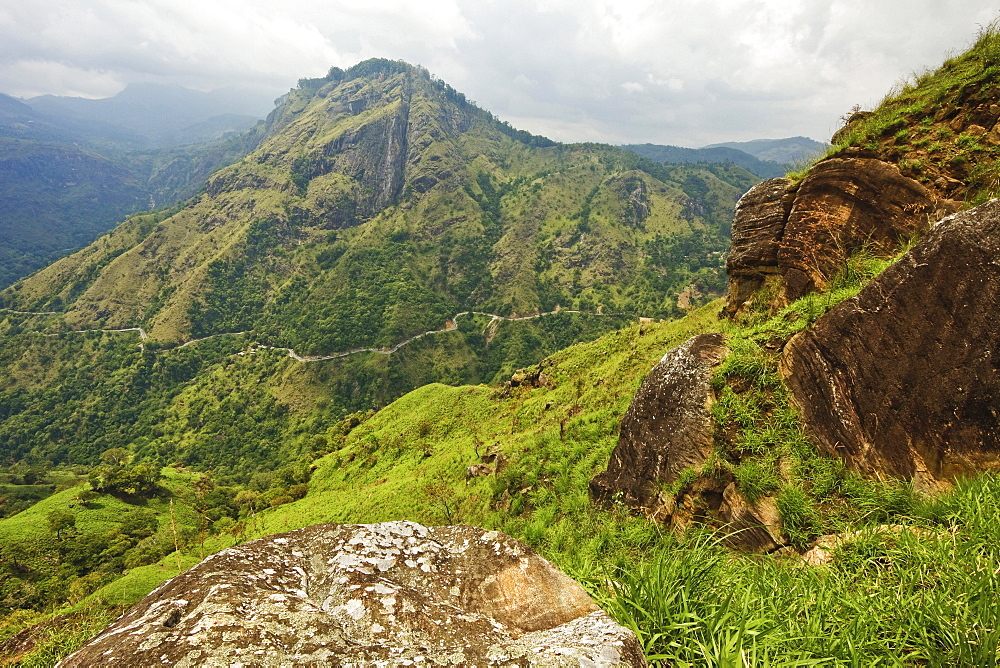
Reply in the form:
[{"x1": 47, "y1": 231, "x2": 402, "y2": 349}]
[
  {"x1": 778, "y1": 158, "x2": 940, "y2": 302},
  {"x1": 590, "y1": 333, "x2": 729, "y2": 512},
  {"x1": 782, "y1": 199, "x2": 1000, "y2": 490},
  {"x1": 724, "y1": 178, "x2": 794, "y2": 317},
  {"x1": 718, "y1": 484, "x2": 785, "y2": 553},
  {"x1": 724, "y1": 157, "x2": 958, "y2": 315},
  {"x1": 59, "y1": 522, "x2": 647, "y2": 667}
]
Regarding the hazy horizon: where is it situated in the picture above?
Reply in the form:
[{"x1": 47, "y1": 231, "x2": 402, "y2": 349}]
[{"x1": 1, "y1": 1, "x2": 995, "y2": 146}]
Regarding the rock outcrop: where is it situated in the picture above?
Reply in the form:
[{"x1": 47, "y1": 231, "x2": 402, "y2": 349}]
[
  {"x1": 590, "y1": 333, "x2": 729, "y2": 514},
  {"x1": 781, "y1": 199, "x2": 1000, "y2": 491},
  {"x1": 59, "y1": 521, "x2": 647, "y2": 667},
  {"x1": 725, "y1": 157, "x2": 958, "y2": 315},
  {"x1": 724, "y1": 178, "x2": 793, "y2": 317},
  {"x1": 590, "y1": 333, "x2": 787, "y2": 552},
  {"x1": 778, "y1": 157, "x2": 942, "y2": 302}
]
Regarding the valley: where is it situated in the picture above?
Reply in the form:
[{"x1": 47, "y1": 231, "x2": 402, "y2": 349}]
[{"x1": 2, "y1": 24, "x2": 1000, "y2": 667}]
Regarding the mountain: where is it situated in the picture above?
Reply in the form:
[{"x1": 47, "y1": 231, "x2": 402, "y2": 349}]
[
  {"x1": 703, "y1": 136, "x2": 827, "y2": 166},
  {"x1": 25, "y1": 83, "x2": 277, "y2": 150},
  {"x1": 0, "y1": 60, "x2": 757, "y2": 469},
  {"x1": 0, "y1": 30, "x2": 1000, "y2": 665},
  {"x1": 622, "y1": 142, "x2": 787, "y2": 178},
  {"x1": 0, "y1": 58, "x2": 757, "y2": 469},
  {"x1": 17, "y1": 32, "x2": 1000, "y2": 662},
  {"x1": 0, "y1": 87, "x2": 271, "y2": 288},
  {"x1": 0, "y1": 61, "x2": 759, "y2": 647}
]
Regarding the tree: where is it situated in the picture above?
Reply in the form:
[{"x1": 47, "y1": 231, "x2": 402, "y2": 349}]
[
  {"x1": 89, "y1": 456, "x2": 162, "y2": 498},
  {"x1": 99, "y1": 448, "x2": 131, "y2": 467},
  {"x1": 46, "y1": 510, "x2": 76, "y2": 540}
]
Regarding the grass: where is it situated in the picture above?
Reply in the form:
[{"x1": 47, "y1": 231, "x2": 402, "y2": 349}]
[
  {"x1": 597, "y1": 474, "x2": 1000, "y2": 665},
  {"x1": 15, "y1": 237, "x2": 926, "y2": 664},
  {"x1": 4, "y1": 282, "x2": 997, "y2": 666},
  {"x1": 0, "y1": 610, "x2": 122, "y2": 668},
  {"x1": 816, "y1": 21, "x2": 1000, "y2": 203}
]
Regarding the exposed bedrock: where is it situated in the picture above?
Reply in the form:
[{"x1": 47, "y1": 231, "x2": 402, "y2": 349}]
[
  {"x1": 725, "y1": 157, "x2": 960, "y2": 315},
  {"x1": 782, "y1": 199, "x2": 1000, "y2": 491},
  {"x1": 724, "y1": 177, "x2": 794, "y2": 317},
  {"x1": 589, "y1": 333, "x2": 786, "y2": 551},
  {"x1": 778, "y1": 157, "x2": 944, "y2": 302},
  {"x1": 59, "y1": 522, "x2": 647, "y2": 667}
]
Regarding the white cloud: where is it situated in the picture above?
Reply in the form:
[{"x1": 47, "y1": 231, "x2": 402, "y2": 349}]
[
  {"x1": 0, "y1": 60, "x2": 122, "y2": 99},
  {"x1": 0, "y1": 0, "x2": 996, "y2": 144}
]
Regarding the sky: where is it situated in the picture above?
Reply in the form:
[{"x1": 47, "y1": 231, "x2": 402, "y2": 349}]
[{"x1": 0, "y1": 0, "x2": 996, "y2": 147}]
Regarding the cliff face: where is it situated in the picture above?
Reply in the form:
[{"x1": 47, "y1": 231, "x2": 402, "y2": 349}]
[
  {"x1": 724, "y1": 158, "x2": 958, "y2": 316},
  {"x1": 720, "y1": 31, "x2": 1000, "y2": 490}
]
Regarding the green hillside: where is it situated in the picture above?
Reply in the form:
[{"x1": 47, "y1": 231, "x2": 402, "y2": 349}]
[
  {"x1": 0, "y1": 59, "x2": 756, "y2": 477},
  {"x1": 7, "y1": 30, "x2": 1000, "y2": 664},
  {"x1": 2, "y1": 61, "x2": 753, "y2": 345},
  {"x1": 5, "y1": 295, "x2": 999, "y2": 665}
]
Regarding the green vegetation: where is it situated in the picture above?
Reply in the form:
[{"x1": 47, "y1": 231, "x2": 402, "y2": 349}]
[
  {"x1": 3, "y1": 37, "x2": 1000, "y2": 665},
  {"x1": 0, "y1": 126, "x2": 259, "y2": 290},
  {"x1": 823, "y1": 21, "x2": 1000, "y2": 203},
  {"x1": 1, "y1": 256, "x2": 996, "y2": 665},
  {"x1": 0, "y1": 60, "x2": 756, "y2": 478},
  {"x1": 600, "y1": 475, "x2": 1000, "y2": 665}
]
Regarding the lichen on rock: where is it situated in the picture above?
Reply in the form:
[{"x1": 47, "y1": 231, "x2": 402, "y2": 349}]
[
  {"x1": 590, "y1": 333, "x2": 729, "y2": 515},
  {"x1": 59, "y1": 521, "x2": 647, "y2": 667}
]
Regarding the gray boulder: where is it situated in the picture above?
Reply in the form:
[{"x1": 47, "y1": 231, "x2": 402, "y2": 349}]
[
  {"x1": 59, "y1": 521, "x2": 647, "y2": 667},
  {"x1": 590, "y1": 333, "x2": 729, "y2": 515}
]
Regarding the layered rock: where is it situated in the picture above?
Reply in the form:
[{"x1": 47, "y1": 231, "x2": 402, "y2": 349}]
[
  {"x1": 778, "y1": 157, "x2": 941, "y2": 302},
  {"x1": 724, "y1": 157, "x2": 957, "y2": 315},
  {"x1": 590, "y1": 333, "x2": 729, "y2": 513},
  {"x1": 59, "y1": 521, "x2": 646, "y2": 667},
  {"x1": 724, "y1": 178, "x2": 793, "y2": 317},
  {"x1": 782, "y1": 199, "x2": 1000, "y2": 491}
]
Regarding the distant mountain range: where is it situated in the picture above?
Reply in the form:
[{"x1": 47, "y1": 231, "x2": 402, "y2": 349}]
[
  {"x1": 24, "y1": 83, "x2": 278, "y2": 150},
  {"x1": 0, "y1": 84, "x2": 277, "y2": 287},
  {"x1": 703, "y1": 136, "x2": 827, "y2": 166},
  {"x1": 623, "y1": 136, "x2": 827, "y2": 180}
]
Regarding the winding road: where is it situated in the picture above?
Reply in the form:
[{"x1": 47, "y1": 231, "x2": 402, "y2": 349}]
[{"x1": 3, "y1": 307, "x2": 638, "y2": 363}]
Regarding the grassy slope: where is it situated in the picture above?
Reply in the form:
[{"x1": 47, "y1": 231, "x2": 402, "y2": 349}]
[
  {"x1": 7, "y1": 288, "x2": 1000, "y2": 665},
  {"x1": 799, "y1": 24, "x2": 1000, "y2": 206},
  {"x1": 8, "y1": 36, "x2": 1000, "y2": 665}
]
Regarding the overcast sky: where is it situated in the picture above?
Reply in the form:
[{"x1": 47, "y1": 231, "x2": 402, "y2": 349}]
[{"x1": 0, "y1": 1, "x2": 995, "y2": 146}]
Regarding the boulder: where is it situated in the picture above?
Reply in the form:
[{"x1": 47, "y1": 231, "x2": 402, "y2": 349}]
[
  {"x1": 723, "y1": 157, "x2": 960, "y2": 315},
  {"x1": 59, "y1": 521, "x2": 646, "y2": 667},
  {"x1": 777, "y1": 157, "x2": 941, "y2": 302},
  {"x1": 724, "y1": 178, "x2": 793, "y2": 317},
  {"x1": 781, "y1": 199, "x2": 1000, "y2": 491},
  {"x1": 590, "y1": 333, "x2": 729, "y2": 513}
]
